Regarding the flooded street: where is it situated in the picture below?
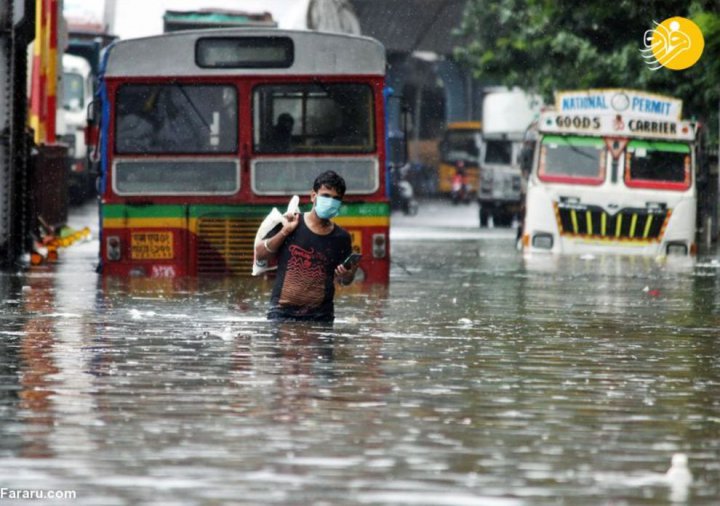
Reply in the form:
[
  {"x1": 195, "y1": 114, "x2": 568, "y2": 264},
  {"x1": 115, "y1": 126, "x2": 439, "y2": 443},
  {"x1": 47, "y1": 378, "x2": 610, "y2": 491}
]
[{"x1": 1, "y1": 200, "x2": 719, "y2": 505}]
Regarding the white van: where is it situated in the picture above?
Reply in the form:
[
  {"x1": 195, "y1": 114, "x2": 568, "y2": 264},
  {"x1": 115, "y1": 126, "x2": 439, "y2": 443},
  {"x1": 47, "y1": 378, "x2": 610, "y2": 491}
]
[
  {"x1": 57, "y1": 53, "x2": 94, "y2": 203},
  {"x1": 479, "y1": 89, "x2": 541, "y2": 226}
]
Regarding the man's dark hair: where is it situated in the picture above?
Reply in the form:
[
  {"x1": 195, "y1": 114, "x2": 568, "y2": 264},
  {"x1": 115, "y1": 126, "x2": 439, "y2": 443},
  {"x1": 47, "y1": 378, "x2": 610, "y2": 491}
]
[{"x1": 313, "y1": 170, "x2": 346, "y2": 197}]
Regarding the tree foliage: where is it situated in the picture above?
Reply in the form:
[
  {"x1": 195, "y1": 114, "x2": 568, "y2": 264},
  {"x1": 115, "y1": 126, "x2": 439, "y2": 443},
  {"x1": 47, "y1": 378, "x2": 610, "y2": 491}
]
[{"x1": 455, "y1": 0, "x2": 720, "y2": 141}]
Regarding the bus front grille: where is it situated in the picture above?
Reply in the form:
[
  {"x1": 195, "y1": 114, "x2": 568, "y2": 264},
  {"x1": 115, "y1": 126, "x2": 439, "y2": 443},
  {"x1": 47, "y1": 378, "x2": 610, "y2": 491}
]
[
  {"x1": 196, "y1": 217, "x2": 263, "y2": 275},
  {"x1": 555, "y1": 204, "x2": 670, "y2": 241}
]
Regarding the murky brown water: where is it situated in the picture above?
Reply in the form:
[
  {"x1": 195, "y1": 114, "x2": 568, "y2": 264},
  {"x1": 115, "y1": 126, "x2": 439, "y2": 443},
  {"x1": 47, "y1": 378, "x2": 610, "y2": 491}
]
[{"x1": 1, "y1": 201, "x2": 719, "y2": 505}]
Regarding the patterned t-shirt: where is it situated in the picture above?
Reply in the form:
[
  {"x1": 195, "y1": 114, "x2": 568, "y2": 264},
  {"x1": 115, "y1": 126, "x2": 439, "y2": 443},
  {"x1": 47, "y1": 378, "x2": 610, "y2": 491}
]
[{"x1": 267, "y1": 213, "x2": 352, "y2": 322}]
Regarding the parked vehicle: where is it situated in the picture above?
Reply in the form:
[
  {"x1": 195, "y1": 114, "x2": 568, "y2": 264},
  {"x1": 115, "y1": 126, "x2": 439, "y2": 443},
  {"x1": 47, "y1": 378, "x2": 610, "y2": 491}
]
[
  {"x1": 390, "y1": 164, "x2": 419, "y2": 215},
  {"x1": 450, "y1": 162, "x2": 470, "y2": 205},
  {"x1": 521, "y1": 88, "x2": 708, "y2": 257},
  {"x1": 437, "y1": 90, "x2": 540, "y2": 226},
  {"x1": 438, "y1": 121, "x2": 481, "y2": 196},
  {"x1": 57, "y1": 54, "x2": 94, "y2": 204},
  {"x1": 478, "y1": 89, "x2": 541, "y2": 227}
]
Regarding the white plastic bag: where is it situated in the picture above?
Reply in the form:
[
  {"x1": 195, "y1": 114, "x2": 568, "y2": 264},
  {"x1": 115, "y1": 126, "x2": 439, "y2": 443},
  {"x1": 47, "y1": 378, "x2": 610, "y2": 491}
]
[{"x1": 251, "y1": 195, "x2": 300, "y2": 276}]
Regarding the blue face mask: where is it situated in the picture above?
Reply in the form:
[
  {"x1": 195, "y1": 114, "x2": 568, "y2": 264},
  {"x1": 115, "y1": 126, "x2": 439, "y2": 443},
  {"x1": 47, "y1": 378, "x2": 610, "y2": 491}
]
[{"x1": 315, "y1": 195, "x2": 342, "y2": 219}]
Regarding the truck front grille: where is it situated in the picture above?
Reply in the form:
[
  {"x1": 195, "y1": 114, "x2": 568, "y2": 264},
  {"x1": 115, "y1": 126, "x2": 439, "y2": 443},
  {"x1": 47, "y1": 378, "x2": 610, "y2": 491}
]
[{"x1": 555, "y1": 203, "x2": 670, "y2": 241}]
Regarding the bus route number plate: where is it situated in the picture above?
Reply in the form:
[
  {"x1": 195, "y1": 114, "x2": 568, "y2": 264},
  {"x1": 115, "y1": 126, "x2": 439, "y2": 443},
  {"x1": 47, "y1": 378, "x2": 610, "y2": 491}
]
[{"x1": 131, "y1": 231, "x2": 174, "y2": 259}]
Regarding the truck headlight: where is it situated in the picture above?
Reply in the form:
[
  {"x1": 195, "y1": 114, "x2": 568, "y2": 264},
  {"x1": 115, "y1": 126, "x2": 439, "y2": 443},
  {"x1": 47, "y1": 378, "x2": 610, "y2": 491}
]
[
  {"x1": 666, "y1": 242, "x2": 688, "y2": 256},
  {"x1": 532, "y1": 233, "x2": 553, "y2": 250}
]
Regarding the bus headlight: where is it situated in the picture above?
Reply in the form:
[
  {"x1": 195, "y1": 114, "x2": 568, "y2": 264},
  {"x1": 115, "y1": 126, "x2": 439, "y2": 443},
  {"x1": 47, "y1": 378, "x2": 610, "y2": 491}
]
[
  {"x1": 372, "y1": 233, "x2": 387, "y2": 258},
  {"x1": 532, "y1": 233, "x2": 554, "y2": 250},
  {"x1": 106, "y1": 235, "x2": 122, "y2": 261},
  {"x1": 666, "y1": 242, "x2": 688, "y2": 256}
]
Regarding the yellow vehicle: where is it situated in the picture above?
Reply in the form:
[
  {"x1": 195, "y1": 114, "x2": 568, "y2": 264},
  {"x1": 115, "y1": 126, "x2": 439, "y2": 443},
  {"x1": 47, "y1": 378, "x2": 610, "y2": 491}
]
[{"x1": 438, "y1": 121, "x2": 482, "y2": 194}]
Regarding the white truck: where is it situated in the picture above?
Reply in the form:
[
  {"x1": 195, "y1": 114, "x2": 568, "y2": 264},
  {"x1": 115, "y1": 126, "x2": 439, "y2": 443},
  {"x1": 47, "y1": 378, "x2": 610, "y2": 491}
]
[
  {"x1": 478, "y1": 89, "x2": 541, "y2": 226},
  {"x1": 57, "y1": 53, "x2": 94, "y2": 203},
  {"x1": 522, "y1": 88, "x2": 704, "y2": 257}
]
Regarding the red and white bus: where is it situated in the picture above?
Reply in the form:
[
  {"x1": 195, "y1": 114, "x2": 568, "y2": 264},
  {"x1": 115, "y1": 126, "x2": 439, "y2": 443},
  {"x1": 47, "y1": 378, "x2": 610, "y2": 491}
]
[{"x1": 94, "y1": 28, "x2": 390, "y2": 282}]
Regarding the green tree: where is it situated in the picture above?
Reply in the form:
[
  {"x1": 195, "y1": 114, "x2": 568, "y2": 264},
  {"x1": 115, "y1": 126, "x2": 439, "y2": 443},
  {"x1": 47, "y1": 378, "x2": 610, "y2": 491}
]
[{"x1": 456, "y1": 0, "x2": 720, "y2": 143}]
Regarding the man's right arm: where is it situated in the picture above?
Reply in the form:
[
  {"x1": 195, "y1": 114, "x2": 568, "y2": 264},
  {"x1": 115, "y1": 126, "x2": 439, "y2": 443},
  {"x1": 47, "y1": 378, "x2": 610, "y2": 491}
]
[
  {"x1": 254, "y1": 227, "x2": 289, "y2": 261},
  {"x1": 254, "y1": 214, "x2": 300, "y2": 261}
]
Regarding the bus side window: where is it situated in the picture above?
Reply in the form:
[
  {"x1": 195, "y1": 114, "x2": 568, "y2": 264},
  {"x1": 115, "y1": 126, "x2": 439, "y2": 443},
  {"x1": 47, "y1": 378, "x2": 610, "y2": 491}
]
[{"x1": 253, "y1": 83, "x2": 373, "y2": 154}]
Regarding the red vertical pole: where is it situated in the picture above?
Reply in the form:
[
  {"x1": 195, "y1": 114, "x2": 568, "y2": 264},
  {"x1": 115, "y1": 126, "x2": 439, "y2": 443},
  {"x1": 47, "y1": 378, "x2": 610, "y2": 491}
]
[
  {"x1": 28, "y1": 0, "x2": 59, "y2": 144},
  {"x1": 45, "y1": 0, "x2": 58, "y2": 143},
  {"x1": 29, "y1": 0, "x2": 46, "y2": 143}
]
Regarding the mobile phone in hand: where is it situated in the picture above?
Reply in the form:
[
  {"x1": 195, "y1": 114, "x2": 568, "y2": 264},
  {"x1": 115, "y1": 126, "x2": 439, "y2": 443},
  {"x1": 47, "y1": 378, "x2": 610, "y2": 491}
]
[{"x1": 342, "y1": 253, "x2": 362, "y2": 269}]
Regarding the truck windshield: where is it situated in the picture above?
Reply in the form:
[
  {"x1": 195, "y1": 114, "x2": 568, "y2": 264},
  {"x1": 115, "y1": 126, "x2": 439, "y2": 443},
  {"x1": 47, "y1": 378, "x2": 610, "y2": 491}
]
[
  {"x1": 441, "y1": 130, "x2": 479, "y2": 163},
  {"x1": 484, "y1": 139, "x2": 512, "y2": 165},
  {"x1": 625, "y1": 140, "x2": 690, "y2": 190},
  {"x1": 115, "y1": 84, "x2": 238, "y2": 154},
  {"x1": 62, "y1": 72, "x2": 85, "y2": 111},
  {"x1": 539, "y1": 135, "x2": 605, "y2": 185},
  {"x1": 253, "y1": 83, "x2": 374, "y2": 154}
]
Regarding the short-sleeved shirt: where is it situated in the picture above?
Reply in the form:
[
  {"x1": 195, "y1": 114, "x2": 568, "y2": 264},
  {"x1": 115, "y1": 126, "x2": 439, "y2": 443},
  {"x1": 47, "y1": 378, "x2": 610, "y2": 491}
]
[{"x1": 267, "y1": 213, "x2": 352, "y2": 322}]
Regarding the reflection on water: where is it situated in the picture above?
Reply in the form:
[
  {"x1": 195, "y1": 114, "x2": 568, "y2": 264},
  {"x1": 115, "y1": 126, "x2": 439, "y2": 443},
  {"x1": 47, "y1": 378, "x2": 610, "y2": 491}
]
[
  {"x1": 0, "y1": 230, "x2": 719, "y2": 505},
  {"x1": 18, "y1": 271, "x2": 59, "y2": 460}
]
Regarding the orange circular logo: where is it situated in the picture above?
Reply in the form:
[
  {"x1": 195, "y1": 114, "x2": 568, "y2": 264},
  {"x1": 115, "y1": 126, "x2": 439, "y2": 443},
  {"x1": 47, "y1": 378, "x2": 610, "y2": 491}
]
[{"x1": 642, "y1": 17, "x2": 704, "y2": 71}]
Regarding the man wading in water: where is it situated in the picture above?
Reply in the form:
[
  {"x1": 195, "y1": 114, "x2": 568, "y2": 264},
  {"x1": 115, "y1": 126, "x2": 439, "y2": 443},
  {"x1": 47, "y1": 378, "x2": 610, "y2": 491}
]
[{"x1": 255, "y1": 171, "x2": 359, "y2": 322}]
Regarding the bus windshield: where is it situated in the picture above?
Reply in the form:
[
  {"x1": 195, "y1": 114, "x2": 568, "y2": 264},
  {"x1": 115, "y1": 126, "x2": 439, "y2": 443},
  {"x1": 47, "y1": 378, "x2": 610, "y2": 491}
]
[
  {"x1": 115, "y1": 84, "x2": 238, "y2": 154},
  {"x1": 625, "y1": 140, "x2": 690, "y2": 190},
  {"x1": 253, "y1": 83, "x2": 374, "y2": 153},
  {"x1": 539, "y1": 135, "x2": 605, "y2": 185},
  {"x1": 441, "y1": 130, "x2": 479, "y2": 163},
  {"x1": 63, "y1": 72, "x2": 85, "y2": 111}
]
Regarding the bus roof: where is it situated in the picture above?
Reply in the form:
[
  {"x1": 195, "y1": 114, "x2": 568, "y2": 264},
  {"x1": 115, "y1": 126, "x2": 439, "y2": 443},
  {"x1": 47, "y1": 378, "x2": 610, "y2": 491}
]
[
  {"x1": 163, "y1": 9, "x2": 277, "y2": 31},
  {"x1": 103, "y1": 28, "x2": 386, "y2": 78}
]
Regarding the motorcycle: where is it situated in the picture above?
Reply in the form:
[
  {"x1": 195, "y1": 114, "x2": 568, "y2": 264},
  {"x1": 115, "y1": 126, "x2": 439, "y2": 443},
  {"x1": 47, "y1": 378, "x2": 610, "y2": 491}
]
[{"x1": 450, "y1": 166, "x2": 470, "y2": 205}]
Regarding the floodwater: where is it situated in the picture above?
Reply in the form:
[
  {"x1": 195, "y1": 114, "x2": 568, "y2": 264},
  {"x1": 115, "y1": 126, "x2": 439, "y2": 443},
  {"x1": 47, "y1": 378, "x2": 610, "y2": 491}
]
[{"x1": 1, "y1": 200, "x2": 719, "y2": 505}]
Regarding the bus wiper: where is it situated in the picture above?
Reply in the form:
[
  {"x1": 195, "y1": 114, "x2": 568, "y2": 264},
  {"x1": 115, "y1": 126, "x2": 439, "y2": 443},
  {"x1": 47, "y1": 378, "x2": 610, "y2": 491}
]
[
  {"x1": 312, "y1": 77, "x2": 334, "y2": 97},
  {"x1": 174, "y1": 83, "x2": 212, "y2": 130}
]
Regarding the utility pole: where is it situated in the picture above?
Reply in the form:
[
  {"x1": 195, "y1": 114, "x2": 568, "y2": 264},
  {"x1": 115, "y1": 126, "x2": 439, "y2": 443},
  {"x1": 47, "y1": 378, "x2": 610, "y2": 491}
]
[{"x1": 0, "y1": 0, "x2": 35, "y2": 267}]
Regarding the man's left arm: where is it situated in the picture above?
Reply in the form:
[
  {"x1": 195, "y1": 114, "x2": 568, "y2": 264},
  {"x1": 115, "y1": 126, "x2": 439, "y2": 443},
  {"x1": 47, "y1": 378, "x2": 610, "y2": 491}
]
[{"x1": 335, "y1": 263, "x2": 357, "y2": 285}]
